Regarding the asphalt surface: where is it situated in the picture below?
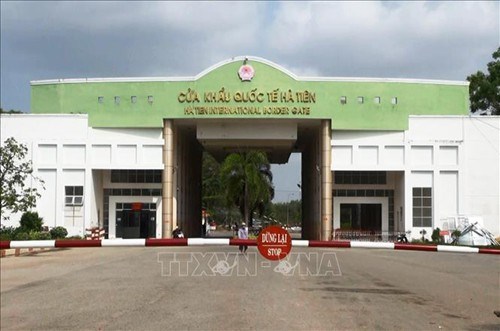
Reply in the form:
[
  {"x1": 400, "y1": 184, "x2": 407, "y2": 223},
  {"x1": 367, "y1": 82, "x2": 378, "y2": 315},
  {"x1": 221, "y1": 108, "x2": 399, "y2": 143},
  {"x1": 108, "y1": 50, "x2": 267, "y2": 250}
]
[{"x1": 1, "y1": 245, "x2": 499, "y2": 330}]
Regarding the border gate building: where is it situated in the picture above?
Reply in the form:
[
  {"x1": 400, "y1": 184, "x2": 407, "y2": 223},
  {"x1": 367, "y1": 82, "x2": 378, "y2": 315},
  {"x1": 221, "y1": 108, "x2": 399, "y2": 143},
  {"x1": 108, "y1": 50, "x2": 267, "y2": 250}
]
[{"x1": 1, "y1": 57, "x2": 499, "y2": 240}]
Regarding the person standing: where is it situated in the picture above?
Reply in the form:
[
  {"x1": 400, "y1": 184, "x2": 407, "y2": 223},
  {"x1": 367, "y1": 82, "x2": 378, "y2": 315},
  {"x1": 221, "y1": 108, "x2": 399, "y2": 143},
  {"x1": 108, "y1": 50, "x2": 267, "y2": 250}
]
[
  {"x1": 238, "y1": 222, "x2": 248, "y2": 254},
  {"x1": 233, "y1": 222, "x2": 238, "y2": 237}
]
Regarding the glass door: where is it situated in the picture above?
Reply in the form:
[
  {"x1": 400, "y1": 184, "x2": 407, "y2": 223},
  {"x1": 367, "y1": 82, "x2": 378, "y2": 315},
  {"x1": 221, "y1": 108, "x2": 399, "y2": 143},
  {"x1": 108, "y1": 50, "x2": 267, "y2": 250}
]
[{"x1": 116, "y1": 203, "x2": 156, "y2": 238}]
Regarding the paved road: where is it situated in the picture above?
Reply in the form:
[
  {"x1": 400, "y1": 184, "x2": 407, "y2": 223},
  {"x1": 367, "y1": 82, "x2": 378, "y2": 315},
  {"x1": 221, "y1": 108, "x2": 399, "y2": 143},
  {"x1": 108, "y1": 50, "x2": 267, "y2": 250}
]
[{"x1": 1, "y1": 246, "x2": 499, "y2": 330}]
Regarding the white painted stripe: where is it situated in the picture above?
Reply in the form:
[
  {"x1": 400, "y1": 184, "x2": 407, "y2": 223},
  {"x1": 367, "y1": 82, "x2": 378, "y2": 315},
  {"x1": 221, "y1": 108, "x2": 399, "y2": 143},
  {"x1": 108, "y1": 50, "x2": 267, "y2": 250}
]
[
  {"x1": 30, "y1": 76, "x2": 468, "y2": 86},
  {"x1": 437, "y1": 245, "x2": 479, "y2": 253},
  {"x1": 188, "y1": 238, "x2": 230, "y2": 246},
  {"x1": 292, "y1": 240, "x2": 309, "y2": 247},
  {"x1": 10, "y1": 240, "x2": 56, "y2": 248},
  {"x1": 101, "y1": 239, "x2": 146, "y2": 247},
  {"x1": 350, "y1": 241, "x2": 395, "y2": 249}
]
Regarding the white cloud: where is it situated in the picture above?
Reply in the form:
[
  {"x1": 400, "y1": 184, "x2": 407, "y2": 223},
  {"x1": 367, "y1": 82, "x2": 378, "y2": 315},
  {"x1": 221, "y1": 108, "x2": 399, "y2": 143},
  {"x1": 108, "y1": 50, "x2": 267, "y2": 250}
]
[
  {"x1": 264, "y1": 1, "x2": 498, "y2": 79},
  {"x1": 1, "y1": 2, "x2": 264, "y2": 33},
  {"x1": 284, "y1": 65, "x2": 321, "y2": 77},
  {"x1": 267, "y1": 1, "x2": 497, "y2": 47}
]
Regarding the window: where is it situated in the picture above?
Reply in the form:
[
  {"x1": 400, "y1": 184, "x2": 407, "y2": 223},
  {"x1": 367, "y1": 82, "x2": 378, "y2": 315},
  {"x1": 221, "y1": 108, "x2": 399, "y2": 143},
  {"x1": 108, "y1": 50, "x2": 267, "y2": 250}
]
[
  {"x1": 357, "y1": 96, "x2": 364, "y2": 104},
  {"x1": 412, "y1": 187, "x2": 432, "y2": 227},
  {"x1": 116, "y1": 202, "x2": 156, "y2": 211},
  {"x1": 391, "y1": 97, "x2": 398, "y2": 105},
  {"x1": 115, "y1": 96, "x2": 120, "y2": 105},
  {"x1": 65, "y1": 186, "x2": 84, "y2": 206},
  {"x1": 131, "y1": 96, "x2": 137, "y2": 103},
  {"x1": 340, "y1": 96, "x2": 347, "y2": 104},
  {"x1": 147, "y1": 95, "x2": 154, "y2": 104},
  {"x1": 374, "y1": 96, "x2": 381, "y2": 104},
  {"x1": 110, "y1": 170, "x2": 162, "y2": 183},
  {"x1": 98, "y1": 96, "x2": 104, "y2": 104},
  {"x1": 334, "y1": 171, "x2": 386, "y2": 185}
]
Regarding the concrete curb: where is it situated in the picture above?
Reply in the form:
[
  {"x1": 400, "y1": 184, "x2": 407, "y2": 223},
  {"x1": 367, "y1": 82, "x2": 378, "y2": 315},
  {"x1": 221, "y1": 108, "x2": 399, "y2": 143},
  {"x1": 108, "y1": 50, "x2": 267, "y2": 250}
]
[{"x1": 0, "y1": 239, "x2": 498, "y2": 255}]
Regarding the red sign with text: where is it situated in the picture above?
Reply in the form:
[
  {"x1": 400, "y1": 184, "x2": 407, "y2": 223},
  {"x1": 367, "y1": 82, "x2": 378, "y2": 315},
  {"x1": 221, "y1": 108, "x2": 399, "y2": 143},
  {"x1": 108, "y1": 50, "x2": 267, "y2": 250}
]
[{"x1": 257, "y1": 226, "x2": 292, "y2": 260}]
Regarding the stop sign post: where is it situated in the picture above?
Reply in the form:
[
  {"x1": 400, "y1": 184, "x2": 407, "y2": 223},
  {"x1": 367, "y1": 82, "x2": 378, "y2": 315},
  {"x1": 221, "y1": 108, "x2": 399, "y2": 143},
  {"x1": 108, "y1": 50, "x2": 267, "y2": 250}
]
[{"x1": 257, "y1": 226, "x2": 292, "y2": 260}]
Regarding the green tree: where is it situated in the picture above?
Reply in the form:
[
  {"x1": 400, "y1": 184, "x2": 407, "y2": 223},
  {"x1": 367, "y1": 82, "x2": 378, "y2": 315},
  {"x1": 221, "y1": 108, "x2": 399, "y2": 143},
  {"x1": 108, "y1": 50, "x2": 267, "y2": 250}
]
[
  {"x1": 202, "y1": 151, "x2": 227, "y2": 224},
  {"x1": 0, "y1": 137, "x2": 44, "y2": 221},
  {"x1": 467, "y1": 47, "x2": 500, "y2": 115},
  {"x1": 220, "y1": 151, "x2": 274, "y2": 226},
  {"x1": 268, "y1": 199, "x2": 302, "y2": 227},
  {"x1": 0, "y1": 107, "x2": 23, "y2": 114},
  {"x1": 19, "y1": 211, "x2": 44, "y2": 232}
]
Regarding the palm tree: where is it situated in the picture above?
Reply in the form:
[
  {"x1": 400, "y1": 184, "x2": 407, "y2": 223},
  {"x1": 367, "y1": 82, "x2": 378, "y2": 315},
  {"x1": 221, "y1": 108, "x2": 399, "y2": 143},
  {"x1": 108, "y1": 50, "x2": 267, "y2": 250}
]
[
  {"x1": 220, "y1": 151, "x2": 274, "y2": 227},
  {"x1": 202, "y1": 152, "x2": 225, "y2": 219}
]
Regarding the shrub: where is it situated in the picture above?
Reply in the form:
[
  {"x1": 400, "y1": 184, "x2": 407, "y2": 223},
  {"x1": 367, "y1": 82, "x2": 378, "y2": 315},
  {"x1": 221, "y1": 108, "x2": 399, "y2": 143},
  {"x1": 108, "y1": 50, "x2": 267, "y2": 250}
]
[
  {"x1": 65, "y1": 235, "x2": 83, "y2": 240},
  {"x1": 28, "y1": 231, "x2": 51, "y2": 240},
  {"x1": 50, "y1": 226, "x2": 68, "y2": 239},
  {"x1": 0, "y1": 226, "x2": 16, "y2": 240},
  {"x1": 14, "y1": 231, "x2": 30, "y2": 240},
  {"x1": 451, "y1": 230, "x2": 461, "y2": 240},
  {"x1": 431, "y1": 228, "x2": 444, "y2": 244},
  {"x1": 19, "y1": 212, "x2": 44, "y2": 232},
  {"x1": 411, "y1": 238, "x2": 430, "y2": 244},
  {"x1": 418, "y1": 229, "x2": 427, "y2": 242}
]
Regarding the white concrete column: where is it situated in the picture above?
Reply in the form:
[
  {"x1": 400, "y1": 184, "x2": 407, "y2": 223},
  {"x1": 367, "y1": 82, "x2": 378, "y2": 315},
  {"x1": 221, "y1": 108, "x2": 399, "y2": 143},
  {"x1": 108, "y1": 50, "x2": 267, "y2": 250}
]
[
  {"x1": 404, "y1": 169, "x2": 412, "y2": 234},
  {"x1": 56, "y1": 143, "x2": 64, "y2": 228},
  {"x1": 162, "y1": 119, "x2": 174, "y2": 238},
  {"x1": 321, "y1": 120, "x2": 333, "y2": 241}
]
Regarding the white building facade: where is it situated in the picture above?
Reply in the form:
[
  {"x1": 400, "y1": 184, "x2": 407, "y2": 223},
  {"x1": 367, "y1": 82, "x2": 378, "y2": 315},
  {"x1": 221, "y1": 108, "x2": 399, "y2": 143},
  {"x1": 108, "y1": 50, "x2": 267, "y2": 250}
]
[
  {"x1": 1, "y1": 114, "x2": 498, "y2": 239},
  {"x1": 1, "y1": 115, "x2": 164, "y2": 238}
]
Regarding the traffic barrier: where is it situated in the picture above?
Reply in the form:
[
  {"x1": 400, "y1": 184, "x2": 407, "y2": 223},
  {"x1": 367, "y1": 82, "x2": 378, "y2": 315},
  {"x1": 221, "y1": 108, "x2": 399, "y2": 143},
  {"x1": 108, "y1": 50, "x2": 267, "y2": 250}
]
[
  {"x1": 85, "y1": 227, "x2": 105, "y2": 240},
  {"x1": 0, "y1": 239, "x2": 498, "y2": 255}
]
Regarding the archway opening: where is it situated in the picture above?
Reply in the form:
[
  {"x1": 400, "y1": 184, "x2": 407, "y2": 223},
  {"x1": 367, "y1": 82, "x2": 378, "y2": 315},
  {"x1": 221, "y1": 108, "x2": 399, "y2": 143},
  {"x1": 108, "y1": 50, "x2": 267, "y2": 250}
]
[{"x1": 170, "y1": 119, "x2": 327, "y2": 240}]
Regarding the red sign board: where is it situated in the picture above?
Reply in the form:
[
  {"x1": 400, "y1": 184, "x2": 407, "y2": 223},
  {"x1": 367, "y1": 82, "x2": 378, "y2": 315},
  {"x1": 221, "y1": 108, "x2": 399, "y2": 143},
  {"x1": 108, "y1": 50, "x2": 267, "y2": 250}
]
[{"x1": 257, "y1": 226, "x2": 292, "y2": 261}]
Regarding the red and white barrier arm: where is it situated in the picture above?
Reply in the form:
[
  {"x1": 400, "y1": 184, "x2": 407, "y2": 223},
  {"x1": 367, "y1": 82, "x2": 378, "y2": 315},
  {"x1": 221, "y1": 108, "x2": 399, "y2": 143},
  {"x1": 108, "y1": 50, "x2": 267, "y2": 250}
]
[{"x1": 0, "y1": 239, "x2": 498, "y2": 255}]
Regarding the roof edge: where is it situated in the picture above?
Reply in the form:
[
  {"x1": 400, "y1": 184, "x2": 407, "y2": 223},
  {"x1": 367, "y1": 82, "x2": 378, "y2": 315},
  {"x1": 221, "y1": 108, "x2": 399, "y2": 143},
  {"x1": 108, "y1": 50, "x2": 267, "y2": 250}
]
[{"x1": 30, "y1": 56, "x2": 469, "y2": 87}]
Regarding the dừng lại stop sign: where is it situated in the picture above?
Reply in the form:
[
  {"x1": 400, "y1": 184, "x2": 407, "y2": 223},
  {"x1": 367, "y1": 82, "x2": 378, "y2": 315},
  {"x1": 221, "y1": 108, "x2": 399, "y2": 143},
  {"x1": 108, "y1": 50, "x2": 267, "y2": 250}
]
[{"x1": 257, "y1": 226, "x2": 292, "y2": 260}]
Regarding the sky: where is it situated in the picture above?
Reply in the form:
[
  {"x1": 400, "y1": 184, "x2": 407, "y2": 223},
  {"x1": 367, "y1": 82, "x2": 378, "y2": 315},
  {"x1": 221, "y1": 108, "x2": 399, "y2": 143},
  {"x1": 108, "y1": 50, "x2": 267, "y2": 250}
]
[{"x1": 1, "y1": 1, "x2": 499, "y2": 202}]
